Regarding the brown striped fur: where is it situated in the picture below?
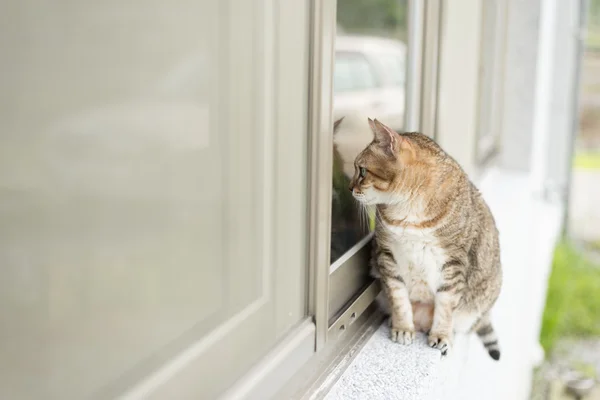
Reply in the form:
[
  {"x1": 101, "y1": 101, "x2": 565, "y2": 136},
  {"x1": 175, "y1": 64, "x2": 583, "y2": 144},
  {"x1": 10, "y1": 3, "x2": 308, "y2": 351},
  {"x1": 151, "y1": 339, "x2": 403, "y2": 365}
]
[{"x1": 349, "y1": 118, "x2": 502, "y2": 360}]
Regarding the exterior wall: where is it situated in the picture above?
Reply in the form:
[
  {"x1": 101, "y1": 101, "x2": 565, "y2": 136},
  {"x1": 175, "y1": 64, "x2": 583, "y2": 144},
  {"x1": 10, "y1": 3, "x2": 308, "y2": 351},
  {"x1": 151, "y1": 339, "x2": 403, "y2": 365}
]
[
  {"x1": 499, "y1": 0, "x2": 542, "y2": 171},
  {"x1": 541, "y1": 0, "x2": 583, "y2": 201},
  {"x1": 436, "y1": 0, "x2": 482, "y2": 177}
]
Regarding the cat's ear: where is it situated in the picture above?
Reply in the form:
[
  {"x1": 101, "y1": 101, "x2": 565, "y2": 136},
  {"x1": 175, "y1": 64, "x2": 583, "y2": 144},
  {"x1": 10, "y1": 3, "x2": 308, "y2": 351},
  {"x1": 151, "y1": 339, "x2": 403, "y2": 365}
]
[
  {"x1": 333, "y1": 117, "x2": 344, "y2": 134},
  {"x1": 369, "y1": 118, "x2": 401, "y2": 157}
]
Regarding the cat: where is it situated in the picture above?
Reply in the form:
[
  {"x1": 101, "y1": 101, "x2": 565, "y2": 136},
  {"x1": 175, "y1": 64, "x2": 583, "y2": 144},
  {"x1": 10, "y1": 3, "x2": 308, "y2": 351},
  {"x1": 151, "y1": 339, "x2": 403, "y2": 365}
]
[
  {"x1": 349, "y1": 118, "x2": 503, "y2": 360},
  {"x1": 330, "y1": 117, "x2": 369, "y2": 263}
]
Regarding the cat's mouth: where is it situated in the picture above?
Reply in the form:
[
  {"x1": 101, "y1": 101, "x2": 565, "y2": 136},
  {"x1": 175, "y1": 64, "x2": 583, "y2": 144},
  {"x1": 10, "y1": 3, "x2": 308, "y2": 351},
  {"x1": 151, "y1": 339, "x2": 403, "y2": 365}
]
[
  {"x1": 352, "y1": 191, "x2": 373, "y2": 205},
  {"x1": 351, "y1": 190, "x2": 364, "y2": 199}
]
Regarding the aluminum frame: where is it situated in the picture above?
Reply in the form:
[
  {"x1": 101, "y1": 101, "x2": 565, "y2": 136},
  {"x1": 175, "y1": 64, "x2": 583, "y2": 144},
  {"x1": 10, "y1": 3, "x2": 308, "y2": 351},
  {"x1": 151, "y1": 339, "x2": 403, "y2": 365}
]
[
  {"x1": 475, "y1": 0, "x2": 508, "y2": 165},
  {"x1": 307, "y1": 0, "x2": 338, "y2": 351}
]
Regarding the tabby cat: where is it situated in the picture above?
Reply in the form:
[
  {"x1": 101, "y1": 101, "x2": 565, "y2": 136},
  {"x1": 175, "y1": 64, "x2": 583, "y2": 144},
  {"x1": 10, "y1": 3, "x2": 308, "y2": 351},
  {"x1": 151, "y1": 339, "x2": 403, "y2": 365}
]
[
  {"x1": 349, "y1": 118, "x2": 502, "y2": 360},
  {"x1": 331, "y1": 117, "x2": 368, "y2": 263}
]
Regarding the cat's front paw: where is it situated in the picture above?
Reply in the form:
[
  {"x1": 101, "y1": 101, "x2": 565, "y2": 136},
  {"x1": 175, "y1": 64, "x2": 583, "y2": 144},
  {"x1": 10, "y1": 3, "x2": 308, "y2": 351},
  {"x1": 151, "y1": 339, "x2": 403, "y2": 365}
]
[
  {"x1": 390, "y1": 326, "x2": 415, "y2": 345},
  {"x1": 428, "y1": 332, "x2": 451, "y2": 356}
]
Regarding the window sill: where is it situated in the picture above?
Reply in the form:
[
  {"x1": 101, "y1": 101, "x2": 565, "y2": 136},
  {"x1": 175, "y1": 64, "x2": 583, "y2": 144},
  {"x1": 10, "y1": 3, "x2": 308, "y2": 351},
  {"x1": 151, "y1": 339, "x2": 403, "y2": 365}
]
[{"x1": 319, "y1": 167, "x2": 564, "y2": 400}]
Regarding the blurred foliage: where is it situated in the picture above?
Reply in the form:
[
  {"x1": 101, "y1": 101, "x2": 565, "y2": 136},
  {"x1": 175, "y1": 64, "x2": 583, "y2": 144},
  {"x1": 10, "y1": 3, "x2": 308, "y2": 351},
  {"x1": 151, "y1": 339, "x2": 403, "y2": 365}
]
[
  {"x1": 571, "y1": 360, "x2": 597, "y2": 379},
  {"x1": 589, "y1": 0, "x2": 600, "y2": 49},
  {"x1": 573, "y1": 151, "x2": 600, "y2": 169},
  {"x1": 540, "y1": 241, "x2": 600, "y2": 352},
  {"x1": 587, "y1": 29, "x2": 600, "y2": 49},
  {"x1": 590, "y1": 0, "x2": 600, "y2": 26},
  {"x1": 337, "y1": 0, "x2": 407, "y2": 39}
]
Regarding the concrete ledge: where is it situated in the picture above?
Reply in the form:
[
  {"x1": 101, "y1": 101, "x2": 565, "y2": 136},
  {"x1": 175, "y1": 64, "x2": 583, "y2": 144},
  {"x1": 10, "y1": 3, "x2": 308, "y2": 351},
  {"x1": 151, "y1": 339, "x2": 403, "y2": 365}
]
[
  {"x1": 324, "y1": 328, "x2": 440, "y2": 400},
  {"x1": 324, "y1": 326, "x2": 475, "y2": 400}
]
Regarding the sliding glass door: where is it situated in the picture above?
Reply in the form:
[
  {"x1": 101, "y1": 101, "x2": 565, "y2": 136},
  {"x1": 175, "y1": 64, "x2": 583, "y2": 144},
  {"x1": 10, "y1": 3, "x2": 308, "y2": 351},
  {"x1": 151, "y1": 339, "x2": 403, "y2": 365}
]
[{"x1": 0, "y1": 0, "x2": 310, "y2": 398}]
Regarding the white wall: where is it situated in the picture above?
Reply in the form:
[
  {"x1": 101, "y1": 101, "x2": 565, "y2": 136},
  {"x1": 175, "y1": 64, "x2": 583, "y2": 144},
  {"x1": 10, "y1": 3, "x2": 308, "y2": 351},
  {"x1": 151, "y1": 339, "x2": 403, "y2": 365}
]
[
  {"x1": 499, "y1": 0, "x2": 542, "y2": 171},
  {"x1": 436, "y1": 0, "x2": 482, "y2": 176}
]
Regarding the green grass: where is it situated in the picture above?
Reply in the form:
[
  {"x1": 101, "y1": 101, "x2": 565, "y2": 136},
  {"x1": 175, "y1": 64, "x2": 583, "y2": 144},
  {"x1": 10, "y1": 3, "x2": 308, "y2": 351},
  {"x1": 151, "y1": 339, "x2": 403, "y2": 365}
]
[
  {"x1": 573, "y1": 152, "x2": 600, "y2": 170},
  {"x1": 587, "y1": 28, "x2": 600, "y2": 50},
  {"x1": 539, "y1": 241, "x2": 600, "y2": 352}
]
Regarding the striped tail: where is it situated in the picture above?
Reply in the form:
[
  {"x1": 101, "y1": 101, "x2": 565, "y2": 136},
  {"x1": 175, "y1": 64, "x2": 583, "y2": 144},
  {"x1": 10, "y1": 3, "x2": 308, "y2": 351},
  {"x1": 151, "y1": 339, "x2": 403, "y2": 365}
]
[{"x1": 476, "y1": 320, "x2": 501, "y2": 361}]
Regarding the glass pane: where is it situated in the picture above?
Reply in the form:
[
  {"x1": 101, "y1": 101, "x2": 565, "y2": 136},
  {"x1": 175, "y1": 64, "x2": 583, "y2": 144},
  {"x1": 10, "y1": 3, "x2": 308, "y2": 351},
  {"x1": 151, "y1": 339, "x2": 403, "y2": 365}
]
[
  {"x1": 335, "y1": 52, "x2": 380, "y2": 92},
  {"x1": 331, "y1": 0, "x2": 409, "y2": 263},
  {"x1": 0, "y1": 1, "x2": 275, "y2": 398},
  {"x1": 334, "y1": 54, "x2": 356, "y2": 93}
]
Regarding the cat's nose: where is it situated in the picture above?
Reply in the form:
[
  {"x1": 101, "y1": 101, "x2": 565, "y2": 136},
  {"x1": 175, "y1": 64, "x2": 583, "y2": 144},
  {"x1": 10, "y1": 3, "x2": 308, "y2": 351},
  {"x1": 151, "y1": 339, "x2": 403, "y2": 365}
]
[{"x1": 348, "y1": 185, "x2": 353, "y2": 192}]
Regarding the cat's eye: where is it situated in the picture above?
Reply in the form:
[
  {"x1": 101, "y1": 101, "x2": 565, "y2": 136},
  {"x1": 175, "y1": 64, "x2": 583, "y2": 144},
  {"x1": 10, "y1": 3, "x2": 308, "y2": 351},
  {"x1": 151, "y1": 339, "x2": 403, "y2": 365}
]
[{"x1": 359, "y1": 167, "x2": 367, "y2": 178}]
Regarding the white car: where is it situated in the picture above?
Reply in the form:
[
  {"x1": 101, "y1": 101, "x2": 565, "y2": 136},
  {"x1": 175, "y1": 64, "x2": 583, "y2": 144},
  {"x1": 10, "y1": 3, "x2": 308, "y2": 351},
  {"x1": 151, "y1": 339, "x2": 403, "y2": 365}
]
[{"x1": 333, "y1": 35, "x2": 406, "y2": 132}]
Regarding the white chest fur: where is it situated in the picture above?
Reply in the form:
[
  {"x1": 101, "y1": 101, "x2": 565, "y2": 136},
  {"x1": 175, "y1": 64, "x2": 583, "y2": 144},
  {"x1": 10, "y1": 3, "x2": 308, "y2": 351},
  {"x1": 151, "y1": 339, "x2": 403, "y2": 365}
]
[{"x1": 387, "y1": 225, "x2": 447, "y2": 304}]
